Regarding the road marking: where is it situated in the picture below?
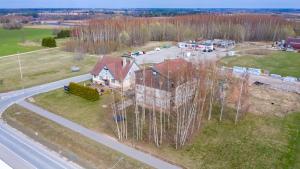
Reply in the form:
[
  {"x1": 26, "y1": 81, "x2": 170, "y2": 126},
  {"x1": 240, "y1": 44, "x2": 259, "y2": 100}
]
[
  {"x1": 0, "y1": 141, "x2": 37, "y2": 169},
  {"x1": 0, "y1": 126, "x2": 69, "y2": 169}
]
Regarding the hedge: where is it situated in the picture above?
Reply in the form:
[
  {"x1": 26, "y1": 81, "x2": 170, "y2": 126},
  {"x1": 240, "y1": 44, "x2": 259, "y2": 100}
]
[
  {"x1": 56, "y1": 30, "x2": 71, "y2": 39},
  {"x1": 42, "y1": 37, "x2": 57, "y2": 48},
  {"x1": 68, "y1": 82, "x2": 99, "y2": 101}
]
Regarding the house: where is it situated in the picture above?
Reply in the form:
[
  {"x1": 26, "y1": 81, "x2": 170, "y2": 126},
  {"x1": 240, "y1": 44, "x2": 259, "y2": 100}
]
[
  {"x1": 135, "y1": 58, "x2": 196, "y2": 110},
  {"x1": 286, "y1": 37, "x2": 300, "y2": 50},
  {"x1": 91, "y1": 56, "x2": 139, "y2": 89}
]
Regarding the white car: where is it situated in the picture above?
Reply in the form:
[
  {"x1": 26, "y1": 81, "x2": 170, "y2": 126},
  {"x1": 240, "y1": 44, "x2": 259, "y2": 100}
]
[{"x1": 155, "y1": 47, "x2": 161, "y2": 51}]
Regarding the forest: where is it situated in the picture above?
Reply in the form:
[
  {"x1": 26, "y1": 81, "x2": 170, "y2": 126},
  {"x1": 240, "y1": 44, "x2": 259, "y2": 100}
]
[{"x1": 68, "y1": 14, "x2": 296, "y2": 54}]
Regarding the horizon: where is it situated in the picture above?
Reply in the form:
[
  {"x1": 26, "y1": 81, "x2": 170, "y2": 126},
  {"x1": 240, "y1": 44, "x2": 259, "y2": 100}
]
[{"x1": 1, "y1": 0, "x2": 299, "y2": 9}]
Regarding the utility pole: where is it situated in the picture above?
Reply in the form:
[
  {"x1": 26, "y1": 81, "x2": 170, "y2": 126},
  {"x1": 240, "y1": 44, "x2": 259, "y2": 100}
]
[{"x1": 17, "y1": 52, "x2": 24, "y2": 91}]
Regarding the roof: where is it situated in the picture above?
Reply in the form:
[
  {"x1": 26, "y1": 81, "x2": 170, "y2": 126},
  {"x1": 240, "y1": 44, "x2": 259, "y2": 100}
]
[
  {"x1": 91, "y1": 56, "x2": 135, "y2": 81},
  {"x1": 135, "y1": 58, "x2": 193, "y2": 91}
]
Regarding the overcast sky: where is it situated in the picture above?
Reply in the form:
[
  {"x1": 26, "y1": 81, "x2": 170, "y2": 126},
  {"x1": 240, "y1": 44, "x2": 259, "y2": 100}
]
[{"x1": 0, "y1": 0, "x2": 299, "y2": 8}]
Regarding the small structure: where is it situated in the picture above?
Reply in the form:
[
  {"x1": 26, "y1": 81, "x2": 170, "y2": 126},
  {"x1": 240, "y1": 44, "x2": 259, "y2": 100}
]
[
  {"x1": 135, "y1": 58, "x2": 195, "y2": 109},
  {"x1": 286, "y1": 37, "x2": 300, "y2": 50},
  {"x1": 283, "y1": 76, "x2": 298, "y2": 83},
  {"x1": 91, "y1": 56, "x2": 139, "y2": 89}
]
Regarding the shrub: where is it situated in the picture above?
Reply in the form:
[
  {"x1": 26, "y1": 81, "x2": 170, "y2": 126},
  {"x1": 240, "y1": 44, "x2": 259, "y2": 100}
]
[
  {"x1": 42, "y1": 37, "x2": 57, "y2": 48},
  {"x1": 56, "y1": 30, "x2": 71, "y2": 38},
  {"x1": 68, "y1": 82, "x2": 99, "y2": 101}
]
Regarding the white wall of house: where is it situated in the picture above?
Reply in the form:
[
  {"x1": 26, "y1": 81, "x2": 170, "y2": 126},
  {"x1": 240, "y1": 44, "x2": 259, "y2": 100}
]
[
  {"x1": 135, "y1": 84, "x2": 171, "y2": 109},
  {"x1": 93, "y1": 63, "x2": 140, "y2": 89},
  {"x1": 123, "y1": 62, "x2": 140, "y2": 89},
  {"x1": 135, "y1": 80, "x2": 196, "y2": 109},
  {"x1": 175, "y1": 81, "x2": 197, "y2": 107}
]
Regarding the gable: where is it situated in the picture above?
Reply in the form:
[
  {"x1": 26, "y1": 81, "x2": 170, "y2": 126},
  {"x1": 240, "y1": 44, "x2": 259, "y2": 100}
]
[
  {"x1": 98, "y1": 66, "x2": 115, "y2": 80},
  {"x1": 124, "y1": 62, "x2": 140, "y2": 81}
]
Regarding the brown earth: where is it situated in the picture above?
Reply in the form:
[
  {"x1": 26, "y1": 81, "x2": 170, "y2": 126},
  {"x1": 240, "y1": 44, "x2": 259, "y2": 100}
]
[{"x1": 249, "y1": 85, "x2": 300, "y2": 117}]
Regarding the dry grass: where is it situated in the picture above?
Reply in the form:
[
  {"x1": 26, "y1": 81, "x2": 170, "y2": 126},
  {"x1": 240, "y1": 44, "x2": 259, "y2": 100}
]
[
  {"x1": 0, "y1": 41, "x2": 171, "y2": 93},
  {"x1": 0, "y1": 48, "x2": 99, "y2": 92},
  {"x1": 249, "y1": 86, "x2": 300, "y2": 117},
  {"x1": 3, "y1": 105, "x2": 151, "y2": 169}
]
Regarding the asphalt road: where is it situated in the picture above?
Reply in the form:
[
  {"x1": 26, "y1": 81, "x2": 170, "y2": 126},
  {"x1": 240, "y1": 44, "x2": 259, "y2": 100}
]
[
  {"x1": 134, "y1": 46, "x2": 229, "y2": 65},
  {"x1": 0, "y1": 121, "x2": 81, "y2": 169},
  {"x1": 0, "y1": 74, "x2": 91, "y2": 169},
  {"x1": 0, "y1": 73, "x2": 181, "y2": 169},
  {"x1": 0, "y1": 74, "x2": 92, "y2": 114},
  {"x1": 18, "y1": 100, "x2": 181, "y2": 169}
]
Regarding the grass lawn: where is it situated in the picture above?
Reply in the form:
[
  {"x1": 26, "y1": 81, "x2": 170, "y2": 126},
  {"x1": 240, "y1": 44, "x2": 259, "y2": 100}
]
[
  {"x1": 33, "y1": 88, "x2": 115, "y2": 135},
  {"x1": 0, "y1": 48, "x2": 99, "y2": 92},
  {"x1": 33, "y1": 88, "x2": 300, "y2": 169},
  {"x1": 219, "y1": 51, "x2": 300, "y2": 77},
  {"x1": 3, "y1": 105, "x2": 150, "y2": 169},
  {"x1": 0, "y1": 28, "x2": 53, "y2": 56}
]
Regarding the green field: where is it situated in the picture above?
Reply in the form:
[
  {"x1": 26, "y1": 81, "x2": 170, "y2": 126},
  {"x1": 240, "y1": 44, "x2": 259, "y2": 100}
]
[
  {"x1": 0, "y1": 28, "x2": 53, "y2": 56},
  {"x1": 219, "y1": 51, "x2": 300, "y2": 77},
  {"x1": 32, "y1": 88, "x2": 300, "y2": 169}
]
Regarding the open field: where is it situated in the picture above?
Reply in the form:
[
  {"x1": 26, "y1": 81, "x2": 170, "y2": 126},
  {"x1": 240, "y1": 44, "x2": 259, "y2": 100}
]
[
  {"x1": 3, "y1": 105, "x2": 150, "y2": 169},
  {"x1": 219, "y1": 51, "x2": 300, "y2": 77},
  {"x1": 0, "y1": 41, "x2": 171, "y2": 93},
  {"x1": 33, "y1": 86, "x2": 300, "y2": 169},
  {"x1": 0, "y1": 28, "x2": 53, "y2": 56},
  {"x1": 0, "y1": 48, "x2": 99, "y2": 92}
]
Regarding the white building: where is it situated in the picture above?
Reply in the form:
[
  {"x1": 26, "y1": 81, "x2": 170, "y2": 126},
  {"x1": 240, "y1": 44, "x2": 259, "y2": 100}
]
[
  {"x1": 135, "y1": 58, "x2": 196, "y2": 109},
  {"x1": 91, "y1": 56, "x2": 139, "y2": 89}
]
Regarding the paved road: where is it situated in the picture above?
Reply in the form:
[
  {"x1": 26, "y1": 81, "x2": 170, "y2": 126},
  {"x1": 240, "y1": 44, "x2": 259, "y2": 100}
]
[
  {"x1": 0, "y1": 73, "x2": 181, "y2": 169},
  {"x1": 0, "y1": 74, "x2": 92, "y2": 114},
  {"x1": 0, "y1": 74, "x2": 91, "y2": 169},
  {"x1": 18, "y1": 100, "x2": 181, "y2": 169},
  {"x1": 0, "y1": 121, "x2": 81, "y2": 169},
  {"x1": 134, "y1": 46, "x2": 229, "y2": 65}
]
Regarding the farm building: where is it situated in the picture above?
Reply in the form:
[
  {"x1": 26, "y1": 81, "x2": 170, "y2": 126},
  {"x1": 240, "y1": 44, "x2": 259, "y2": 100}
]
[
  {"x1": 286, "y1": 37, "x2": 300, "y2": 50},
  {"x1": 91, "y1": 56, "x2": 139, "y2": 89},
  {"x1": 135, "y1": 58, "x2": 196, "y2": 109}
]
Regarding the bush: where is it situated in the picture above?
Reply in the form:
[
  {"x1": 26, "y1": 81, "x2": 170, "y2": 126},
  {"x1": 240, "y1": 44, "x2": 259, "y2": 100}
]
[
  {"x1": 42, "y1": 37, "x2": 57, "y2": 48},
  {"x1": 68, "y1": 82, "x2": 99, "y2": 101},
  {"x1": 56, "y1": 30, "x2": 71, "y2": 38}
]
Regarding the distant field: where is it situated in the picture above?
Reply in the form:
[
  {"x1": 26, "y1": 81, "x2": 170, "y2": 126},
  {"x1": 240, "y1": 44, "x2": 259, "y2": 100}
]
[
  {"x1": 219, "y1": 51, "x2": 300, "y2": 77},
  {"x1": 0, "y1": 48, "x2": 98, "y2": 92},
  {"x1": 0, "y1": 28, "x2": 53, "y2": 56},
  {"x1": 32, "y1": 86, "x2": 300, "y2": 169}
]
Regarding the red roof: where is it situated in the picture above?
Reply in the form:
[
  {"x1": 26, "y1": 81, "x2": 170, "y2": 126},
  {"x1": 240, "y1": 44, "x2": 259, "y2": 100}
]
[
  {"x1": 91, "y1": 56, "x2": 134, "y2": 81},
  {"x1": 154, "y1": 58, "x2": 192, "y2": 78},
  {"x1": 135, "y1": 58, "x2": 193, "y2": 90}
]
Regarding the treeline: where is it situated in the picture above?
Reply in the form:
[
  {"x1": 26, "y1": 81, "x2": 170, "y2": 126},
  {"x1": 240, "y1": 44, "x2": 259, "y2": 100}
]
[{"x1": 67, "y1": 14, "x2": 296, "y2": 54}]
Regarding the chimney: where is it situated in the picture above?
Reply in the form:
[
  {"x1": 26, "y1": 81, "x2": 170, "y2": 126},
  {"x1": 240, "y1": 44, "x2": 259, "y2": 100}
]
[{"x1": 122, "y1": 57, "x2": 127, "y2": 68}]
